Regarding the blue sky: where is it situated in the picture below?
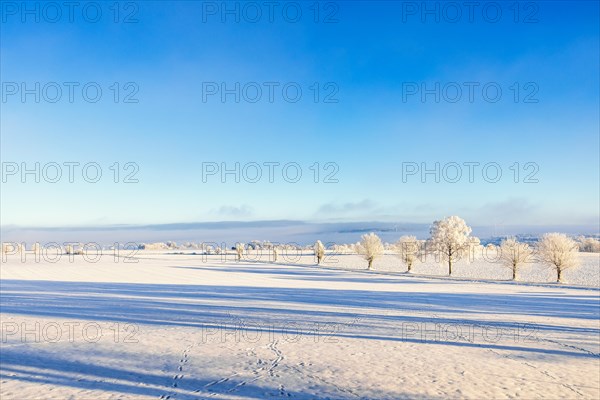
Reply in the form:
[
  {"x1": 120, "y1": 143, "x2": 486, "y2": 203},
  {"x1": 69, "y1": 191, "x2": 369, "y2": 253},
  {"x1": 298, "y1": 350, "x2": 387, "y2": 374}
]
[{"x1": 1, "y1": 1, "x2": 599, "y2": 230}]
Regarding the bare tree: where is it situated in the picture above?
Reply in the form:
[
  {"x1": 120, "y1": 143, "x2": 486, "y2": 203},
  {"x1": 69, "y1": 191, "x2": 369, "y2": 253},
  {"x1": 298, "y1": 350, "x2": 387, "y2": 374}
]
[
  {"x1": 358, "y1": 233, "x2": 384, "y2": 270},
  {"x1": 499, "y1": 238, "x2": 533, "y2": 280},
  {"x1": 428, "y1": 216, "x2": 474, "y2": 276},
  {"x1": 395, "y1": 235, "x2": 419, "y2": 273},
  {"x1": 537, "y1": 233, "x2": 578, "y2": 283}
]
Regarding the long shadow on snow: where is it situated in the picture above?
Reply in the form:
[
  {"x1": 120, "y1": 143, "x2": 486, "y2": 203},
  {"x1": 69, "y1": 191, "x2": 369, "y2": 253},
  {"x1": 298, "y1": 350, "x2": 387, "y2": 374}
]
[
  {"x1": 0, "y1": 347, "x2": 445, "y2": 400},
  {"x1": 1, "y1": 279, "x2": 599, "y2": 357}
]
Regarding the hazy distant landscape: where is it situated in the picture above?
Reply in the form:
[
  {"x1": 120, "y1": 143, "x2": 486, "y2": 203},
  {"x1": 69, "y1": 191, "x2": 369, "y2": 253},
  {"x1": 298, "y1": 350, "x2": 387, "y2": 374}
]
[{"x1": 2, "y1": 220, "x2": 599, "y2": 245}]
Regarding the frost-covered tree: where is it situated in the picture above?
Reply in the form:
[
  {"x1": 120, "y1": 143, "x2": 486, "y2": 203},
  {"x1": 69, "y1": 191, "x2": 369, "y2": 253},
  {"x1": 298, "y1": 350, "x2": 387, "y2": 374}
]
[
  {"x1": 499, "y1": 238, "x2": 532, "y2": 280},
  {"x1": 577, "y1": 236, "x2": 600, "y2": 253},
  {"x1": 537, "y1": 233, "x2": 578, "y2": 283},
  {"x1": 428, "y1": 216, "x2": 474, "y2": 276},
  {"x1": 395, "y1": 236, "x2": 419, "y2": 273},
  {"x1": 358, "y1": 233, "x2": 384, "y2": 270},
  {"x1": 314, "y1": 240, "x2": 325, "y2": 265},
  {"x1": 235, "y1": 243, "x2": 244, "y2": 261}
]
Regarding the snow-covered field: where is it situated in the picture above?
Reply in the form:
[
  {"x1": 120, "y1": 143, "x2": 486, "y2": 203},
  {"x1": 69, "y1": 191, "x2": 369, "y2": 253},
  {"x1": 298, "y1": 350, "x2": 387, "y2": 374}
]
[
  {"x1": 320, "y1": 251, "x2": 600, "y2": 287},
  {"x1": 1, "y1": 252, "x2": 599, "y2": 399}
]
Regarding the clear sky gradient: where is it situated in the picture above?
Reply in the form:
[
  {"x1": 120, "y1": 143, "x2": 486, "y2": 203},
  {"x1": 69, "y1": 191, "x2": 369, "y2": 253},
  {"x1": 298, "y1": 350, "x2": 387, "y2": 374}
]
[{"x1": 1, "y1": 1, "x2": 599, "y2": 230}]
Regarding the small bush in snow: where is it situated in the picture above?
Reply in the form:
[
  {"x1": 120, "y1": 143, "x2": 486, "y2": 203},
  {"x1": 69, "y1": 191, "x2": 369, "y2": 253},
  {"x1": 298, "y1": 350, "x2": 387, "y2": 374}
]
[
  {"x1": 235, "y1": 243, "x2": 244, "y2": 261},
  {"x1": 395, "y1": 236, "x2": 420, "y2": 273},
  {"x1": 314, "y1": 240, "x2": 325, "y2": 264}
]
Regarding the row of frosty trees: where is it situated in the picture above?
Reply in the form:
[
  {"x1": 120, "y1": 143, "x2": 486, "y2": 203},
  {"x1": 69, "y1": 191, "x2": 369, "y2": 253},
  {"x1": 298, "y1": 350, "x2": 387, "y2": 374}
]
[{"x1": 313, "y1": 216, "x2": 598, "y2": 283}]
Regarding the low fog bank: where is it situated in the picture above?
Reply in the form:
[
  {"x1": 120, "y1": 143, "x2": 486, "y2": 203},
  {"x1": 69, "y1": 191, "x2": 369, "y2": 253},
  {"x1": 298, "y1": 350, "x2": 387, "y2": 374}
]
[{"x1": 2, "y1": 221, "x2": 598, "y2": 246}]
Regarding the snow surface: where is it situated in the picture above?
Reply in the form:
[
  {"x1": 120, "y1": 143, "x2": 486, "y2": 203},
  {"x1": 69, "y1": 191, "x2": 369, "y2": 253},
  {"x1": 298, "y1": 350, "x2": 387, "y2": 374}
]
[{"x1": 1, "y1": 252, "x2": 599, "y2": 399}]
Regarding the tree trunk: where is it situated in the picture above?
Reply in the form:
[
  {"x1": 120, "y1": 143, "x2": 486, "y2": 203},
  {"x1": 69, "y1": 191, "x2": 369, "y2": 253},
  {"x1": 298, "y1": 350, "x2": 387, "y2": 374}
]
[
  {"x1": 407, "y1": 263, "x2": 411, "y2": 273},
  {"x1": 557, "y1": 267, "x2": 561, "y2": 283},
  {"x1": 448, "y1": 259, "x2": 452, "y2": 276},
  {"x1": 512, "y1": 268, "x2": 516, "y2": 280},
  {"x1": 368, "y1": 258, "x2": 373, "y2": 270}
]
